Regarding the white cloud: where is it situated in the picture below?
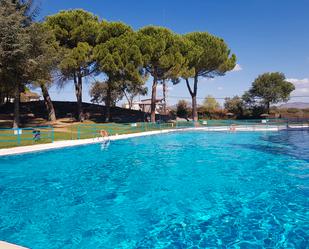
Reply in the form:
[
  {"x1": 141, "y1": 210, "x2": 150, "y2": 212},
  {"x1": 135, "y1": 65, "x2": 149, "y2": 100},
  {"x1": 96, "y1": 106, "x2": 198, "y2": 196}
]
[
  {"x1": 232, "y1": 64, "x2": 242, "y2": 72},
  {"x1": 287, "y1": 78, "x2": 309, "y2": 84},
  {"x1": 217, "y1": 86, "x2": 223, "y2": 91},
  {"x1": 287, "y1": 78, "x2": 309, "y2": 96}
]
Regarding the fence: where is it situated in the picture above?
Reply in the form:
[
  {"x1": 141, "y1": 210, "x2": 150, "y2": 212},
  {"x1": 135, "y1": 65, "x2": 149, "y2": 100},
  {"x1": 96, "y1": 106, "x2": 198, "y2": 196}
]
[
  {"x1": 0, "y1": 126, "x2": 54, "y2": 148},
  {"x1": 76, "y1": 119, "x2": 296, "y2": 139},
  {"x1": 174, "y1": 118, "x2": 289, "y2": 129},
  {"x1": 76, "y1": 122, "x2": 174, "y2": 139},
  {"x1": 1, "y1": 119, "x2": 308, "y2": 148},
  {"x1": 198, "y1": 118, "x2": 288, "y2": 128}
]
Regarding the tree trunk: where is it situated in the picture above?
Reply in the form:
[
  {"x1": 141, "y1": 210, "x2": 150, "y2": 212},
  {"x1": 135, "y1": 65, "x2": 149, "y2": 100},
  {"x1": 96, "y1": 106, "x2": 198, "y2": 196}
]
[
  {"x1": 151, "y1": 75, "x2": 157, "y2": 122},
  {"x1": 0, "y1": 91, "x2": 3, "y2": 105},
  {"x1": 40, "y1": 83, "x2": 56, "y2": 122},
  {"x1": 186, "y1": 76, "x2": 198, "y2": 121},
  {"x1": 192, "y1": 94, "x2": 198, "y2": 121},
  {"x1": 105, "y1": 83, "x2": 111, "y2": 122},
  {"x1": 163, "y1": 80, "x2": 167, "y2": 114},
  {"x1": 267, "y1": 102, "x2": 270, "y2": 114},
  {"x1": 122, "y1": 89, "x2": 132, "y2": 109},
  {"x1": 129, "y1": 98, "x2": 133, "y2": 109},
  {"x1": 74, "y1": 74, "x2": 84, "y2": 122},
  {"x1": 13, "y1": 85, "x2": 20, "y2": 128}
]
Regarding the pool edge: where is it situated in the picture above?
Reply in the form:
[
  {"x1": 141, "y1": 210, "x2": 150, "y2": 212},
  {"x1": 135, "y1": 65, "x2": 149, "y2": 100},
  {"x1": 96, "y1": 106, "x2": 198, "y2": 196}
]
[
  {"x1": 0, "y1": 126, "x2": 287, "y2": 156},
  {"x1": 0, "y1": 241, "x2": 28, "y2": 249},
  {"x1": 0, "y1": 128, "x2": 180, "y2": 156}
]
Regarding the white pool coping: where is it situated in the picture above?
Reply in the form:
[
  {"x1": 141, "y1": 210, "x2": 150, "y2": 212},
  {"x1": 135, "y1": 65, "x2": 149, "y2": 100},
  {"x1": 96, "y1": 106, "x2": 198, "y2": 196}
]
[
  {"x1": 0, "y1": 241, "x2": 28, "y2": 249},
  {"x1": 0, "y1": 125, "x2": 291, "y2": 156}
]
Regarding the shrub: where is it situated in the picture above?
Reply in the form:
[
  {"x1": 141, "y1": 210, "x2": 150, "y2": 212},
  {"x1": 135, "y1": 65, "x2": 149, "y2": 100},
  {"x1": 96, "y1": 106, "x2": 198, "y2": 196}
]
[{"x1": 176, "y1": 100, "x2": 191, "y2": 118}]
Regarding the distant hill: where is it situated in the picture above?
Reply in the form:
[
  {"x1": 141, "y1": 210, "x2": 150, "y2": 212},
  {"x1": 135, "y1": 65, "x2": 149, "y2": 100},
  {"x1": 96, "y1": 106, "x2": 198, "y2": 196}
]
[{"x1": 279, "y1": 102, "x2": 309, "y2": 109}]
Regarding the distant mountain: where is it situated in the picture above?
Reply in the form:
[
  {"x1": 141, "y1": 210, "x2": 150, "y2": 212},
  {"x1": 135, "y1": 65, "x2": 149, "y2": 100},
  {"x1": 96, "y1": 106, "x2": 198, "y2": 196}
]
[{"x1": 279, "y1": 102, "x2": 309, "y2": 109}]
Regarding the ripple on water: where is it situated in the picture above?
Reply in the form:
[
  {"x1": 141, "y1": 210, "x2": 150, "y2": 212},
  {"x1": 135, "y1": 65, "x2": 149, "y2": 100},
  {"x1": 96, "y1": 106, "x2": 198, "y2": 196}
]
[{"x1": 0, "y1": 131, "x2": 308, "y2": 248}]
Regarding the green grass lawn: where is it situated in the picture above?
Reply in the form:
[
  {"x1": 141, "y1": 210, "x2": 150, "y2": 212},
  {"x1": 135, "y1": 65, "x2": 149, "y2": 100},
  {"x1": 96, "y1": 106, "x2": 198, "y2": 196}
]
[{"x1": 0, "y1": 122, "x2": 176, "y2": 149}]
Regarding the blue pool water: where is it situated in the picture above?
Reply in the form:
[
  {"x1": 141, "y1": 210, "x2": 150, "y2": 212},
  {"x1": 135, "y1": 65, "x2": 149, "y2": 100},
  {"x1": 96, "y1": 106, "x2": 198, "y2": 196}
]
[{"x1": 0, "y1": 131, "x2": 308, "y2": 249}]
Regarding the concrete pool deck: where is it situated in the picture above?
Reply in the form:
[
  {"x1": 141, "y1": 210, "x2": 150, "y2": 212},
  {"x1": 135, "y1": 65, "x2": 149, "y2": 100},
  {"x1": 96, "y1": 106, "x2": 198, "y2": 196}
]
[
  {"x1": 0, "y1": 125, "x2": 296, "y2": 156},
  {"x1": 0, "y1": 241, "x2": 28, "y2": 249}
]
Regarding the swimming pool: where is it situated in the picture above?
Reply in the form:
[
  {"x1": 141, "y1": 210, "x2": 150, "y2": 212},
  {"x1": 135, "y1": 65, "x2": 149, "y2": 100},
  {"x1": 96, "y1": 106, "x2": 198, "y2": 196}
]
[{"x1": 0, "y1": 131, "x2": 308, "y2": 248}]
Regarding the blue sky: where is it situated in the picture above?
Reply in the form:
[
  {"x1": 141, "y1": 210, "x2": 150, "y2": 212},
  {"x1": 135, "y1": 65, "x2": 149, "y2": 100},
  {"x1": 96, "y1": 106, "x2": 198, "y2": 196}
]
[{"x1": 37, "y1": 0, "x2": 309, "y2": 105}]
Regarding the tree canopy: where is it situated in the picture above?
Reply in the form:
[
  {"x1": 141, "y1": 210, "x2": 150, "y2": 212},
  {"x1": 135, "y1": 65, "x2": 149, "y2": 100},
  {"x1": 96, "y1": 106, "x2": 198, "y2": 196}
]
[
  {"x1": 137, "y1": 26, "x2": 186, "y2": 122},
  {"x1": 94, "y1": 27, "x2": 144, "y2": 84},
  {"x1": 121, "y1": 81, "x2": 147, "y2": 110},
  {"x1": 0, "y1": 5, "x2": 244, "y2": 125},
  {"x1": 94, "y1": 24, "x2": 146, "y2": 121},
  {"x1": 0, "y1": 0, "x2": 33, "y2": 127},
  {"x1": 249, "y1": 72, "x2": 295, "y2": 113},
  {"x1": 46, "y1": 9, "x2": 99, "y2": 49},
  {"x1": 45, "y1": 9, "x2": 100, "y2": 121},
  {"x1": 224, "y1": 95, "x2": 245, "y2": 118},
  {"x1": 90, "y1": 81, "x2": 123, "y2": 106},
  {"x1": 176, "y1": 100, "x2": 191, "y2": 118},
  {"x1": 2, "y1": 3, "x2": 302, "y2": 127},
  {"x1": 28, "y1": 22, "x2": 60, "y2": 121},
  {"x1": 202, "y1": 95, "x2": 220, "y2": 112},
  {"x1": 181, "y1": 32, "x2": 236, "y2": 121},
  {"x1": 183, "y1": 32, "x2": 236, "y2": 78}
]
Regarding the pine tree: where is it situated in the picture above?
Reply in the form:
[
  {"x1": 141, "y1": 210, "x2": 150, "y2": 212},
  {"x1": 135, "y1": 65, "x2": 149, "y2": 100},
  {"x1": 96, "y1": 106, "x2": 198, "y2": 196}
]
[
  {"x1": 0, "y1": 0, "x2": 32, "y2": 127},
  {"x1": 181, "y1": 32, "x2": 236, "y2": 121},
  {"x1": 46, "y1": 9, "x2": 100, "y2": 121}
]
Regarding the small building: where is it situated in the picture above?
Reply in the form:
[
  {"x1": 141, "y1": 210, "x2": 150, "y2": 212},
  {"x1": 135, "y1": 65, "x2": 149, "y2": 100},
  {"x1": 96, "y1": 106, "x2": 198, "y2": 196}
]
[
  {"x1": 20, "y1": 91, "x2": 40, "y2": 102},
  {"x1": 124, "y1": 98, "x2": 164, "y2": 114},
  {"x1": 124, "y1": 102, "x2": 142, "y2": 111}
]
